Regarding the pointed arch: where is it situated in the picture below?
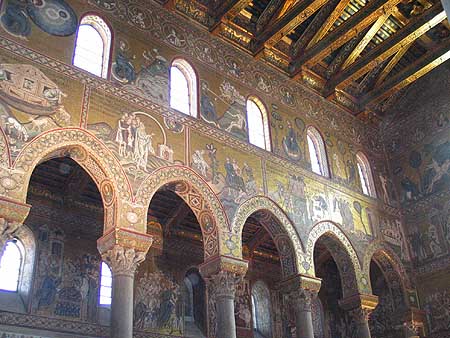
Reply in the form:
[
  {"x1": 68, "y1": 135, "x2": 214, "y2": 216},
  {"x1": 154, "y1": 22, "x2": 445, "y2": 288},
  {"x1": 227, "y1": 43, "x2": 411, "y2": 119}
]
[
  {"x1": 363, "y1": 241, "x2": 410, "y2": 308},
  {"x1": 135, "y1": 165, "x2": 228, "y2": 259},
  {"x1": 232, "y1": 196, "x2": 305, "y2": 275},
  {"x1": 306, "y1": 221, "x2": 367, "y2": 297},
  {"x1": 12, "y1": 128, "x2": 131, "y2": 232}
]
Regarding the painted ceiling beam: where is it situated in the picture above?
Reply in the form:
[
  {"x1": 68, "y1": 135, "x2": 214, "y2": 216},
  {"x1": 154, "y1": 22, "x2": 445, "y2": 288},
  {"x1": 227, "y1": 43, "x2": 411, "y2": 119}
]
[
  {"x1": 374, "y1": 42, "x2": 413, "y2": 87},
  {"x1": 307, "y1": 0, "x2": 351, "y2": 48},
  {"x1": 290, "y1": 0, "x2": 342, "y2": 58},
  {"x1": 324, "y1": 29, "x2": 369, "y2": 80},
  {"x1": 209, "y1": 0, "x2": 252, "y2": 32},
  {"x1": 323, "y1": 4, "x2": 445, "y2": 96},
  {"x1": 163, "y1": 202, "x2": 191, "y2": 236},
  {"x1": 360, "y1": 37, "x2": 450, "y2": 107},
  {"x1": 250, "y1": 0, "x2": 328, "y2": 54},
  {"x1": 340, "y1": 8, "x2": 395, "y2": 70},
  {"x1": 255, "y1": 0, "x2": 286, "y2": 34},
  {"x1": 289, "y1": 0, "x2": 404, "y2": 75},
  {"x1": 247, "y1": 227, "x2": 272, "y2": 254}
]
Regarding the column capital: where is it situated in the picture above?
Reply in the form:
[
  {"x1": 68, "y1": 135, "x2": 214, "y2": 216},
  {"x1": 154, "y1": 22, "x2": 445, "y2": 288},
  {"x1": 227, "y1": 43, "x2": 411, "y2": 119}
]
[
  {"x1": 97, "y1": 228, "x2": 153, "y2": 276},
  {"x1": 279, "y1": 274, "x2": 321, "y2": 313},
  {"x1": 339, "y1": 293, "x2": 379, "y2": 322},
  {"x1": 199, "y1": 256, "x2": 248, "y2": 300},
  {"x1": 206, "y1": 270, "x2": 244, "y2": 299},
  {"x1": 0, "y1": 197, "x2": 31, "y2": 246}
]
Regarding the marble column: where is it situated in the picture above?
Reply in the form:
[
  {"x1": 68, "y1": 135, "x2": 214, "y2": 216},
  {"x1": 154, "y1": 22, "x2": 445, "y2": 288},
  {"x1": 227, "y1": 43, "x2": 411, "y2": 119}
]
[
  {"x1": 98, "y1": 229, "x2": 153, "y2": 338},
  {"x1": 347, "y1": 307, "x2": 374, "y2": 338},
  {"x1": 291, "y1": 289, "x2": 316, "y2": 338},
  {"x1": 199, "y1": 255, "x2": 248, "y2": 338},
  {"x1": 0, "y1": 197, "x2": 31, "y2": 261},
  {"x1": 207, "y1": 270, "x2": 243, "y2": 338},
  {"x1": 281, "y1": 274, "x2": 321, "y2": 338},
  {"x1": 340, "y1": 294, "x2": 378, "y2": 338}
]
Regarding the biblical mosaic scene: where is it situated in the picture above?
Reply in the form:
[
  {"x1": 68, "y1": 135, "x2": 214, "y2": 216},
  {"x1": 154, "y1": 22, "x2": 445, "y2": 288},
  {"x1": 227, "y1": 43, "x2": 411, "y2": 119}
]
[{"x1": 0, "y1": 0, "x2": 449, "y2": 338}]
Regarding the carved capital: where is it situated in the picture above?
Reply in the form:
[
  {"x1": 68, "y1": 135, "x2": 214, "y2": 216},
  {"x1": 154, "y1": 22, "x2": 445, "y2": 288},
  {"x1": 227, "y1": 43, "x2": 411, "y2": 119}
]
[
  {"x1": 340, "y1": 293, "x2": 379, "y2": 323},
  {"x1": 97, "y1": 228, "x2": 153, "y2": 276},
  {"x1": 347, "y1": 306, "x2": 374, "y2": 323},
  {"x1": 101, "y1": 245, "x2": 146, "y2": 276},
  {"x1": 288, "y1": 287, "x2": 317, "y2": 312},
  {"x1": 206, "y1": 270, "x2": 243, "y2": 299},
  {"x1": 200, "y1": 255, "x2": 247, "y2": 300}
]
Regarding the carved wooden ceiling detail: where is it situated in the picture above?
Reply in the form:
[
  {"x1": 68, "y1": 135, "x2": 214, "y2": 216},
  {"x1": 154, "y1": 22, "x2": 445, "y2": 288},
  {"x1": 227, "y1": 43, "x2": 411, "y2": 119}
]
[{"x1": 160, "y1": 0, "x2": 450, "y2": 118}]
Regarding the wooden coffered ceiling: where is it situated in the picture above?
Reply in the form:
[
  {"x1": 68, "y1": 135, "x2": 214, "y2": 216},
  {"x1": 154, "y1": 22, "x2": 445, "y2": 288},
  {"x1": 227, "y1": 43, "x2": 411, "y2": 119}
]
[{"x1": 160, "y1": 0, "x2": 450, "y2": 120}]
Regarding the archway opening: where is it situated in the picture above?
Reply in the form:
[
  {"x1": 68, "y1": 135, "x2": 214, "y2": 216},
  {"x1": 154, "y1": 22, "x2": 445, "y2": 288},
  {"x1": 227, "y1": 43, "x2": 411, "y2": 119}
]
[
  {"x1": 136, "y1": 186, "x2": 207, "y2": 337},
  {"x1": 369, "y1": 257, "x2": 405, "y2": 338},
  {"x1": 313, "y1": 234, "x2": 359, "y2": 338},
  {"x1": 314, "y1": 241, "x2": 342, "y2": 338},
  {"x1": 4, "y1": 157, "x2": 106, "y2": 325},
  {"x1": 242, "y1": 211, "x2": 297, "y2": 338}
]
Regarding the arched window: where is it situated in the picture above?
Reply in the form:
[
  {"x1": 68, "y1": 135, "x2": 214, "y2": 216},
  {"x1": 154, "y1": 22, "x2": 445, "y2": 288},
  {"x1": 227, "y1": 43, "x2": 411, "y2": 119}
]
[
  {"x1": 356, "y1": 152, "x2": 376, "y2": 197},
  {"x1": 170, "y1": 59, "x2": 198, "y2": 117},
  {"x1": 99, "y1": 262, "x2": 112, "y2": 306},
  {"x1": 0, "y1": 239, "x2": 24, "y2": 292},
  {"x1": 307, "y1": 127, "x2": 329, "y2": 177},
  {"x1": 247, "y1": 97, "x2": 271, "y2": 151},
  {"x1": 73, "y1": 15, "x2": 111, "y2": 78},
  {"x1": 251, "y1": 281, "x2": 272, "y2": 337}
]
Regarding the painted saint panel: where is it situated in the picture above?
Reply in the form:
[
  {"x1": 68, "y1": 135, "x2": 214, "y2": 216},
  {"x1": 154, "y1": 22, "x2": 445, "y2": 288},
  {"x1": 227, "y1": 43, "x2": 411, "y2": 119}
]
[
  {"x1": 87, "y1": 90, "x2": 185, "y2": 190},
  {"x1": 270, "y1": 105, "x2": 307, "y2": 165},
  {"x1": 190, "y1": 131, "x2": 263, "y2": 219}
]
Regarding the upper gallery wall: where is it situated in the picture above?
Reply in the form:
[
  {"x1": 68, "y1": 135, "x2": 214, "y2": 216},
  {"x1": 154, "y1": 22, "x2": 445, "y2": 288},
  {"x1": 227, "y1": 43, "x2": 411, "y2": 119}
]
[
  {"x1": 0, "y1": 1, "x2": 408, "y2": 274},
  {"x1": 382, "y1": 64, "x2": 450, "y2": 337}
]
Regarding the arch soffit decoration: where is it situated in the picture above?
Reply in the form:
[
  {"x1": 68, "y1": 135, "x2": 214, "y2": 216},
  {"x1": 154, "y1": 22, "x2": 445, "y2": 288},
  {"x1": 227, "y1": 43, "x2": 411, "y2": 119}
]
[
  {"x1": 306, "y1": 221, "x2": 369, "y2": 297},
  {"x1": 232, "y1": 196, "x2": 306, "y2": 274},
  {"x1": 135, "y1": 165, "x2": 229, "y2": 260},
  {"x1": 363, "y1": 240, "x2": 411, "y2": 292},
  {"x1": 11, "y1": 128, "x2": 130, "y2": 231}
]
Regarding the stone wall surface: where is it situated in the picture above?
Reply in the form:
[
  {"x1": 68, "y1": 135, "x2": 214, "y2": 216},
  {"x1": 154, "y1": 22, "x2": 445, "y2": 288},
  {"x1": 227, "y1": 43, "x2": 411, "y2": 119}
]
[{"x1": 383, "y1": 65, "x2": 450, "y2": 337}]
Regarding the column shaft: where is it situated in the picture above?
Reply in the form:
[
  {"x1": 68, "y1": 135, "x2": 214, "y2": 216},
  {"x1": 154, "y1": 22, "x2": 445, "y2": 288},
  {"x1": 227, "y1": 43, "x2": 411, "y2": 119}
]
[
  {"x1": 216, "y1": 295, "x2": 237, "y2": 338},
  {"x1": 111, "y1": 273, "x2": 135, "y2": 338},
  {"x1": 295, "y1": 306, "x2": 314, "y2": 338}
]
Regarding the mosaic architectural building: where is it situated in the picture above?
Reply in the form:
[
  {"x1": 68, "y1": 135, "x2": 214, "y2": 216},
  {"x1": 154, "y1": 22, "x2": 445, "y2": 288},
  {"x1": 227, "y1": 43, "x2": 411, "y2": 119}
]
[{"x1": 0, "y1": 1, "x2": 448, "y2": 338}]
